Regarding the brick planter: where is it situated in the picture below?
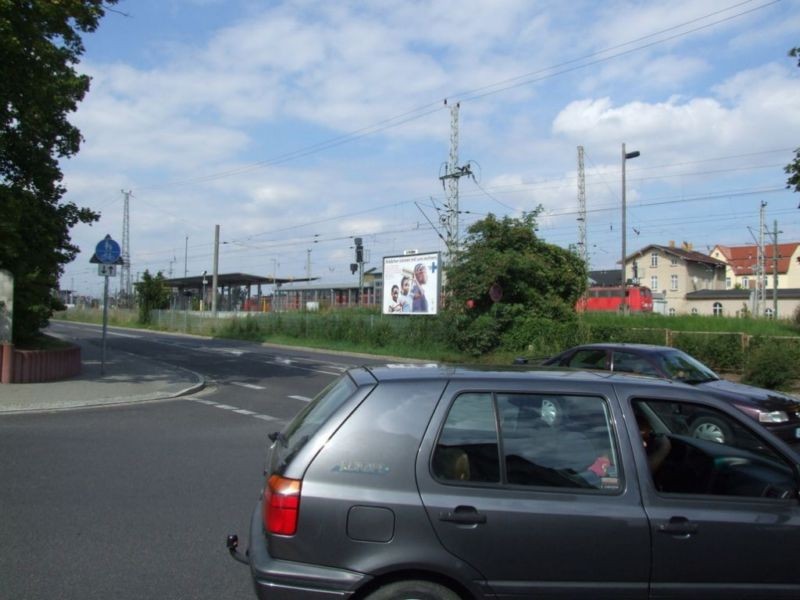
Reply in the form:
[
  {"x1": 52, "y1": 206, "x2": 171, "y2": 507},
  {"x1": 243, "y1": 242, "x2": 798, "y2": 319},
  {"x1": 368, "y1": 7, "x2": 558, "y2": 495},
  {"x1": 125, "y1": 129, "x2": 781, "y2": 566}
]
[{"x1": 0, "y1": 345, "x2": 81, "y2": 384}]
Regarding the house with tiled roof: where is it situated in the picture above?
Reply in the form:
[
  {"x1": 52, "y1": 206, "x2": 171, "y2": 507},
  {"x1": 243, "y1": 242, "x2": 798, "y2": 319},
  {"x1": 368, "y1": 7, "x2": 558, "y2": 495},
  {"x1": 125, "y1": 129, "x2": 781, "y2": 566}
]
[
  {"x1": 624, "y1": 241, "x2": 726, "y2": 314},
  {"x1": 709, "y1": 243, "x2": 800, "y2": 290}
]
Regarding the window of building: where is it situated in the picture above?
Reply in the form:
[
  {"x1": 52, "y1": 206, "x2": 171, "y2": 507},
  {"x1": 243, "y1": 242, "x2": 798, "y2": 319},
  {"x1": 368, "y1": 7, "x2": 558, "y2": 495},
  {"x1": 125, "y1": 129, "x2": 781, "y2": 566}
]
[
  {"x1": 713, "y1": 302, "x2": 723, "y2": 316},
  {"x1": 668, "y1": 308, "x2": 676, "y2": 316},
  {"x1": 650, "y1": 276, "x2": 658, "y2": 291},
  {"x1": 765, "y1": 307, "x2": 774, "y2": 319},
  {"x1": 670, "y1": 274, "x2": 678, "y2": 291},
  {"x1": 650, "y1": 252, "x2": 658, "y2": 267},
  {"x1": 742, "y1": 277, "x2": 749, "y2": 288},
  {"x1": 670, "y1": 256, "x2": 678, "y2": 266},
  {"x1": 691, "y1": 308, "x2": 698, "y2": 315},
  {"x1": 725, "y1": 277, "x2": 731, "y2": 289}
]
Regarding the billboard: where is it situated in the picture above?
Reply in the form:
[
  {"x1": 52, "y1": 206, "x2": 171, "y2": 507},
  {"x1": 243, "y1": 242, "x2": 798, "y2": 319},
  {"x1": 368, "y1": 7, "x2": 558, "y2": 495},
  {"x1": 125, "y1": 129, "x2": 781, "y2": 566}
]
[{"x1": 382, "y1": 252, "x2": 440, "y2": 315}]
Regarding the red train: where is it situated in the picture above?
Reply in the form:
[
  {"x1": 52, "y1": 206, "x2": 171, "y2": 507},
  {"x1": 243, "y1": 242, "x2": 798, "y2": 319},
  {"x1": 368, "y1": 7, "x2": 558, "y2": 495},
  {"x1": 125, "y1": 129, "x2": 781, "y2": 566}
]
[{"x1": 577, "y1": 285, "x2": 653, "y2": 313}]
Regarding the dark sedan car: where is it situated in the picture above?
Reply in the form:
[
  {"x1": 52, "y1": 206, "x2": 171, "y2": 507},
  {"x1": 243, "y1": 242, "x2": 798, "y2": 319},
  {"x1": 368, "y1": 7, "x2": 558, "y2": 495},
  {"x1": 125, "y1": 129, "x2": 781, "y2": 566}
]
[{"x1": 542, "y1": 343, "x2": 800, "y2": 444}]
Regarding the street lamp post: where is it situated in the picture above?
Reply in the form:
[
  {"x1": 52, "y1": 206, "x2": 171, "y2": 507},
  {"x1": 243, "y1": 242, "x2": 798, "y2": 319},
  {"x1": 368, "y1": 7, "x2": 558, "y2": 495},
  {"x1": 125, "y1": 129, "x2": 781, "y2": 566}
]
[{"x1": 621, "y1": 143, "x2": 640, "y2": 314}]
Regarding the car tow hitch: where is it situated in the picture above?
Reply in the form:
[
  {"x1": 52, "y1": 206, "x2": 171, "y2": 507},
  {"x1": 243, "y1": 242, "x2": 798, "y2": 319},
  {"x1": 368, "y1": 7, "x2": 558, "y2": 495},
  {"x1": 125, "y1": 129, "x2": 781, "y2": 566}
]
[{"x1": 226, "y1": 534, "x2": 250, "y2": 565}]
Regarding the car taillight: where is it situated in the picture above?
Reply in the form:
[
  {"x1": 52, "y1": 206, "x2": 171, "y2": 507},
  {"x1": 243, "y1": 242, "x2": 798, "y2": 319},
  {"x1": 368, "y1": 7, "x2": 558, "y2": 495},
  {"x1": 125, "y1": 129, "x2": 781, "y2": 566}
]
[{"x1": 263, "y1": 474, "x2": 301, "y2": 535}]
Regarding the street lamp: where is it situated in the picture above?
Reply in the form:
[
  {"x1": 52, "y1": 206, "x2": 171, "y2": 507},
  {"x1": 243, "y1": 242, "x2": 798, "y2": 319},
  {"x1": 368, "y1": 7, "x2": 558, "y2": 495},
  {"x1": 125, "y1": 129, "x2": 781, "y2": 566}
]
[{"x1": 621, "y1": 143, "x2": 640, "y2": 314}]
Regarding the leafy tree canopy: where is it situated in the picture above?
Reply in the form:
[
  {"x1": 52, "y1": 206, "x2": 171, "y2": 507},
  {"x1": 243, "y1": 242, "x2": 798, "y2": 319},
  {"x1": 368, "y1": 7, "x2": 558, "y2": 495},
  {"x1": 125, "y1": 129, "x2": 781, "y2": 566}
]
[
  {"x1": 0, "y1": 0, "x2": 115, "y2": 343},
  {"x1": 444, "y1": 210, "x2": 587, "y2": 355},
  {"x1": 785, "y1": 46, "x2": 800, "y2": 194},
  {"x1": 136, "y1": 271, "x2": 170, "y2": 324}
]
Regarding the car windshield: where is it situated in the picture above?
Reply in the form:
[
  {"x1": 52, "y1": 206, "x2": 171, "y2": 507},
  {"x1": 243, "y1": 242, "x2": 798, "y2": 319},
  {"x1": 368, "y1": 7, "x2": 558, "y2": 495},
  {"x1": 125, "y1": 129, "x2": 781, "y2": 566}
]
[{"x1": 656, "y1": 350, "x2": 718, "y2": 384}]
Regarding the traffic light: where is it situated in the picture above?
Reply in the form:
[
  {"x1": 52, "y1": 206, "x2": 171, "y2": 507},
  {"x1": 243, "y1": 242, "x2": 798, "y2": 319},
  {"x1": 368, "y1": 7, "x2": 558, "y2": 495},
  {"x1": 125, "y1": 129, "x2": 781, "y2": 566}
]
[{"x1": 354, "y1": 237, "x2": 363, "y2": 263}]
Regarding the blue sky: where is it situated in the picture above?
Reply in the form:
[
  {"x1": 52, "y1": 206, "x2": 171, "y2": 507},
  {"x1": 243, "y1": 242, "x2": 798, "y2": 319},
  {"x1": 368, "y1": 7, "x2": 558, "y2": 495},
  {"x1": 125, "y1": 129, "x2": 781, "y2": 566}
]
[{"x1": 59, "y1": 0, "x2": 800, "y2": 296}]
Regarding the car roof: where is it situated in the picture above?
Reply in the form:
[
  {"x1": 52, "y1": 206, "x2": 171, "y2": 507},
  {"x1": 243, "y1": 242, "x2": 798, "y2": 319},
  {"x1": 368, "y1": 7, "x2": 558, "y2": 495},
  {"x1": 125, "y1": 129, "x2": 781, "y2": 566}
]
[
  {"x1": 562, "y1": 343, "x2": 679, "y2": 353},
  {"x1": 356, "y1": 363, "x2": 682, "y2": 389}
]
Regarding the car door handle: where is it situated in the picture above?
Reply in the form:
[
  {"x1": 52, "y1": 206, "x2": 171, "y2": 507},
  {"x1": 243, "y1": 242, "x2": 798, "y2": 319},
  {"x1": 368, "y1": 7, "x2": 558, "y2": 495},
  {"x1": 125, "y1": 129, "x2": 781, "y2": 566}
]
[
  {"x1": 439, "y1": 506, "x2": 487, "y2": 525},
  {"x1": 658, "y1": 516, "x2": 699, "y2": 538}
]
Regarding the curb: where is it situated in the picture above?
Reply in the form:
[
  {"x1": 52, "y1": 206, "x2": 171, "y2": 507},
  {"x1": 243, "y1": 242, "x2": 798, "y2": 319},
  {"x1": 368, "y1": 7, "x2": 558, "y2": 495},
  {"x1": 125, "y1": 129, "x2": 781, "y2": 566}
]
[{"x1": 0, "y1": 376, "x2": 206, "y2": 416}]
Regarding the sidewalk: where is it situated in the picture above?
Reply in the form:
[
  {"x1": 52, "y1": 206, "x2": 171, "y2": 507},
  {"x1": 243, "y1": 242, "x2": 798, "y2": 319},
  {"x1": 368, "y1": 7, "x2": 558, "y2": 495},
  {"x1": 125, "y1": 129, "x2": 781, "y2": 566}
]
[{"x1": 0, "y1": 333, "x2": 205, "y2": 415}]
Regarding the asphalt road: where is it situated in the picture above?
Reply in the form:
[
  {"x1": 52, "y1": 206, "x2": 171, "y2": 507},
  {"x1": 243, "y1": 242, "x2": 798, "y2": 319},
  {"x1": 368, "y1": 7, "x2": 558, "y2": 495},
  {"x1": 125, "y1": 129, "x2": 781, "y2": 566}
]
[{"x1": 0, "y1": 323, "x2": 390, "y2": 600}]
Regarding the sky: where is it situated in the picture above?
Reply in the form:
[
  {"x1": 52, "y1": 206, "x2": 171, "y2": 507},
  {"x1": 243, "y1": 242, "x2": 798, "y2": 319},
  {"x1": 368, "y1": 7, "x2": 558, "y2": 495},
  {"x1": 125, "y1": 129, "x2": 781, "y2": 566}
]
[{"x1": 58, "y1": 0, "x2": 800, "y2": 297}]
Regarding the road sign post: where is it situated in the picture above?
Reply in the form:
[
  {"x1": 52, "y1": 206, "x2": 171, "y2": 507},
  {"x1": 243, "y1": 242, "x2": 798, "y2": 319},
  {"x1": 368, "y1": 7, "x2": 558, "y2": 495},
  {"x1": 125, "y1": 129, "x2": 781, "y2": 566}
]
[{"x1": 92, "y1": 235, "x2": 122, "y2": 376}]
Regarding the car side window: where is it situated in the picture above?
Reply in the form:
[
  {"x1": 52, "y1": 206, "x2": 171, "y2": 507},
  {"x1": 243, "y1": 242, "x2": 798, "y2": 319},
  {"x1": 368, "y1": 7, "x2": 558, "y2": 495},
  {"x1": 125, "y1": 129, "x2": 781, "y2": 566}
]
[
  {"x1": 612, "y1": 351, "x2": 659, "y2": 377},
  {"x1": 566, "y1": 349, "x2": 606, "y2": 370},
  {"x1": 498, "y1": 394, "x2": 620, "y2": 491},
  {"x1": 433, "y1": 393, "x2": 500, "y2": 483},
  {"x1": 433, "y1": 392, "x2": 621, "y2": 492},
  {"x1": 633, "y1": 399, "x2": 798, "y2": 499}
]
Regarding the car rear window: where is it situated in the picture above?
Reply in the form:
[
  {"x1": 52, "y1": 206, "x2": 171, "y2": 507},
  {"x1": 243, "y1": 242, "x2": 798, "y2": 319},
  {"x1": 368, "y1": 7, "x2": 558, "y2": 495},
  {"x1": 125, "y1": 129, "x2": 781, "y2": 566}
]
[{"x1": 275, "y1": 375, "x2": 357, "y2": 468}]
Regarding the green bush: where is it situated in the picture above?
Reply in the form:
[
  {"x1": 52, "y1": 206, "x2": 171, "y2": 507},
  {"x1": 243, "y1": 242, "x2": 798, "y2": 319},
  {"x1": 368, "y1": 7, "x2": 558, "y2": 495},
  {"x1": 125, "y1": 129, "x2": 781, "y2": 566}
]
[
  {"x1": 671, "y1": 332, "x2": 744, "y2": 372},
  {"x1": 452, "y1": 313, "x2": 502, "y2": 357},
  {"x1": 742, "y1": 341, "x2": 800, "y2": 390},
  {"x1": 501, "y1": 316, "x2": 589, "y2": 356}
]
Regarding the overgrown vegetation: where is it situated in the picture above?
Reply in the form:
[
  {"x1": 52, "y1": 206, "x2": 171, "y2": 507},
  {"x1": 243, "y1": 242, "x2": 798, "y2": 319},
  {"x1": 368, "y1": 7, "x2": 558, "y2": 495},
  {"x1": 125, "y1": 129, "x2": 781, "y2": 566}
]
[
  {"x1": 742, "y1": 339, "x2": 800, "y2": 390},
  {"x1": 443, "y1": 210, "x2": 587, "y2": 356}
]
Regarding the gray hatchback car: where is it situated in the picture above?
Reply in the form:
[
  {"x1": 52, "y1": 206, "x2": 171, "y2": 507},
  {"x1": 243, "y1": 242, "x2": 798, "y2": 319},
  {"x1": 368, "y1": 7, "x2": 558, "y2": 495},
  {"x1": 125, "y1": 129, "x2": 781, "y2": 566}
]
[{"x1": 228, "y1": 365, "x2": 800, "y2": 599}]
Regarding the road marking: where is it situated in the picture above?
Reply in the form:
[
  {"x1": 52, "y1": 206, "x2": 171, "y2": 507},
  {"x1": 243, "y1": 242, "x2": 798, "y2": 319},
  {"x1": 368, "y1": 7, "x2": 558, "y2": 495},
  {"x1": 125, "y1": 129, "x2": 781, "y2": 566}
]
[
  {"x1": 205, "y1": 347, "x2": 245, "y2": 356},
  {"x1": 289, "y1": 395, "x2": 313, "y2": 403},
  {"x1": 231, "y1": 382, "x2": 266, "y2": 390},
  {"x1": 106, "y1": 331, "x2": 141, "y2": 338},
  {"x1": 189, "y1": 398, "x2": 277, "y2": 422}
]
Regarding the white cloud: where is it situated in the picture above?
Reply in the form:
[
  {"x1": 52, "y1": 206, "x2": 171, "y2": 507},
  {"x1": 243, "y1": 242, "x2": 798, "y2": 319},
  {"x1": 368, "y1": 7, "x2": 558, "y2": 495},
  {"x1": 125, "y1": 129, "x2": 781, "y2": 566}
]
[{"x1": 552, "y1": 63, "x2": 800, "y2": 164}]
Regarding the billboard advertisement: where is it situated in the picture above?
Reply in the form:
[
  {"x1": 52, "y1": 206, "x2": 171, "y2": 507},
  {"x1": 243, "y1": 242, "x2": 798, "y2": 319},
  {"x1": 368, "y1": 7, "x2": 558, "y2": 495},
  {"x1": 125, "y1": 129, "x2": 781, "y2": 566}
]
[{"x1": 382, "y1": 252, "x2": 440, "y2": 315}]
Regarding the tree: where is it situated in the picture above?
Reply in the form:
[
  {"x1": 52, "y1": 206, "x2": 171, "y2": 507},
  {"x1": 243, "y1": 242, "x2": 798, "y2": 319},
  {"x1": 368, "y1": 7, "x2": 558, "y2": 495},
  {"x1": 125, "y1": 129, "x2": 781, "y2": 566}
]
[
  {"x1": 444, "y1": 210, "x2": 587, "y2": 354},
  {"x1": 785, "y1": 46, "x2": 800, "y2": 194},
  {"x1": 136, "y1": 271, "x2": 170, "y2": 324},
  {"x1": 0, "y1": 1, "x2": 116, "y2": 343}
]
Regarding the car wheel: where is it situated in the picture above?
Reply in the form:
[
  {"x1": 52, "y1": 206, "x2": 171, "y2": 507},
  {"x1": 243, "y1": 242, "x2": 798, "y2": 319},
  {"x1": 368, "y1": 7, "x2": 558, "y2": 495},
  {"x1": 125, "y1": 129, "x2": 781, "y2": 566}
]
[
  {"x1": 364, "y1": 580, "x2": 460, "y2": 600},
  {"x1": 690, "y1": 415, "x2": 732, "y2": 444}
]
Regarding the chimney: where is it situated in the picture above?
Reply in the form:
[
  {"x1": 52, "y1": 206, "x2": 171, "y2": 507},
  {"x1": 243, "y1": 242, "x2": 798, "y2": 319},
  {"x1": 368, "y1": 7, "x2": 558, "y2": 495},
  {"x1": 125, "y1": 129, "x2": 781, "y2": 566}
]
[{"x1": 669, "y1": 240, "x2": 675, "y2": 248}]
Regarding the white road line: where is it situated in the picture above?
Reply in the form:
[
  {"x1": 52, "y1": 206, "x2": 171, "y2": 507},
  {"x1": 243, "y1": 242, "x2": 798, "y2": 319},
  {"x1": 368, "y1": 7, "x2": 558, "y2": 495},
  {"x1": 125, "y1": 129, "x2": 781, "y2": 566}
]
[
  {"x1": 206, "y1": 347, "x2": 245, "y2": 356},
  {"x1": 289, "y1": 395, "x2": 313, "y2": 402},
  {"x1": 106, "y1": 331, "x2": 141, "y2": 338},
  {"x1": 231, "y1": 382, "x2": 266, "y2": 390},
  {"x1": 190, "y1": 397, "x2": 278, "y2": 422}
]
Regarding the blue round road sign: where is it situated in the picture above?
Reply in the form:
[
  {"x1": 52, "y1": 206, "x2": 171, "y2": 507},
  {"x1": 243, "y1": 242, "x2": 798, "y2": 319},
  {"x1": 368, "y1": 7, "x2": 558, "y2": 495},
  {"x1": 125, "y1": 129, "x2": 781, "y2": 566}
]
[{"x1": 95, "y1": 236, "x2": 121, "y2": 264}]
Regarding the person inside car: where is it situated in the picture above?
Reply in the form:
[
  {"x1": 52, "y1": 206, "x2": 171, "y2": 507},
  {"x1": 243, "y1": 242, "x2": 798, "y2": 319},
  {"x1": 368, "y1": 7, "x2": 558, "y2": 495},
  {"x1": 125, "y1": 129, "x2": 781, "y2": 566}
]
[{"x1": 635, "y1": 407, "x2": 671, "y2": 475}]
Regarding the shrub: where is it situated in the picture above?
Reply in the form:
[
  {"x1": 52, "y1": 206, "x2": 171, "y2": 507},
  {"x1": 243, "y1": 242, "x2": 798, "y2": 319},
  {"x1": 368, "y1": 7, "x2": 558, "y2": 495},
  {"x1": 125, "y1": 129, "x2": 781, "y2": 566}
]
[
  {"x1": 453, "y1": 313, "x2": 502, "y2": 357},
  {"x1": 671, "y1": 332, "x2": 744, "y2": 372},
  {"x1": 742, "y1": 341, "x2": 800, "y2": 390},
  {"x1": 501, "y1": 316, "x2": 589, "y2": 356}
]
